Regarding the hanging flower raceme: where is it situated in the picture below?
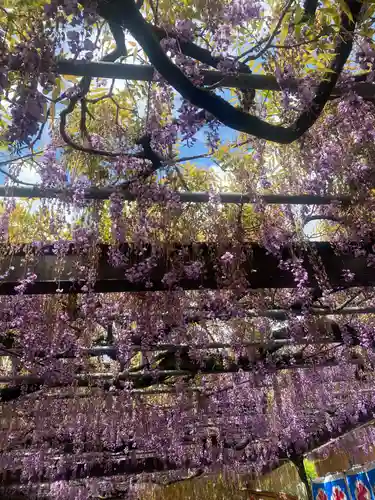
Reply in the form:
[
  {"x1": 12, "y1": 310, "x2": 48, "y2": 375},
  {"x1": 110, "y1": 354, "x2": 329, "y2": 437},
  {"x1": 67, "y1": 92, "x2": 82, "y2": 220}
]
[{"x1": 2, "y1": 0, "x2": 375, "y2": 496}]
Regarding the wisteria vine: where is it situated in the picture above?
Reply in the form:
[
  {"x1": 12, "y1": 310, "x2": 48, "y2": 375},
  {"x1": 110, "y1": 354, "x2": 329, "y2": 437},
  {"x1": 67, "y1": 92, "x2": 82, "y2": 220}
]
[{"x1": 1, "y1": 0, "x2": 375, "y2": 499}]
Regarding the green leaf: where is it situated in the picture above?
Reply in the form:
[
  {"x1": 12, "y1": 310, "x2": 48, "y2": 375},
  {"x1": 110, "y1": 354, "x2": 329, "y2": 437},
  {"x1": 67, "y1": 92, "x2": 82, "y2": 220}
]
[
  {"x1": 279, "y1": 23, "x2": 288, "y2": 45},
  {"x1": 338, "y1": 0, "x2": 353, "y2": 22},
  {"x1": 304, "y1": 459, "x2": 318, "y2": 480},
  {"x1": 294, "y1": 4, "x2": 305, "y2": 25},
  {"x1": 52, "y1": 78, "x2": 61, "y2": 101},
  {"x1": 50, "y1": 78, "x2": 61, "y2": 126}
]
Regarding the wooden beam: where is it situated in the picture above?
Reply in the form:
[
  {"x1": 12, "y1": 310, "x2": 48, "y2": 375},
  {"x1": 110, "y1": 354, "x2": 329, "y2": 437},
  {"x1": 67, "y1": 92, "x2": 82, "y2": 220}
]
[
  {"x1": 0, "y1": 185, "x2": 353, "y2": 205},
  {"x1": 0, "y1": 358, "x2": 363, "y2": 403},
  {"x1": 55, "y1": 60, "x2": 375, "y2": 97},
  {"x1": 0, "y1": 455, "x2": 181, "y2": 486},
  {"x1": 1, "y1": 403, "x2": 374, "y2": 485},
  {"x1": 0, "y1": 242, "x2": 374, "y2": 294}
]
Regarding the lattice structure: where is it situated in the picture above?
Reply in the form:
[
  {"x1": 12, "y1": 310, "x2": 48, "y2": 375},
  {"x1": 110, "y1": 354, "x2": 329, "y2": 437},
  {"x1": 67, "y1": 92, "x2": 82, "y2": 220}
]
[{"x1": 2, "y1": 44, "x2": 375, "y2": 500}]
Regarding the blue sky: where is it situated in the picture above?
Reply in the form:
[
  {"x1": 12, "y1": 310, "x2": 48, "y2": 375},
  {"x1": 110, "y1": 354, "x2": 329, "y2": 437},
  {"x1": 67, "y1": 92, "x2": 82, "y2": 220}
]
[
  {"x1": 0, "y1": 105, "x2": 52, "y2": 184},
  {"x1": 0, "y1": 87, "x2": 242, "y2": 183},
  {"x1": 176, "y1": 89, "x2": 244, "y2": 168}
]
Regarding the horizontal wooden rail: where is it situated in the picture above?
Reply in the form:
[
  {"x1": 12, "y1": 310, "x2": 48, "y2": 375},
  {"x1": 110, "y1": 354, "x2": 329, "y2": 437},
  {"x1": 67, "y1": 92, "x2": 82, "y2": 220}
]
[
  {"x1": 0, "y1": 242, "x2": 373, "y2": 294},
  {"x1": 0, "y1": 338, "x2": 338, "y2": 358},
  {"x1": 55, "y1": 60, "x2": 375, "y2": 97},
  {"x1": 0, "y1": 185, "x2": 354, "y2": 205},
  {"x1": 27, "y1": 382, "x2": 375, "y2": 400},
  {"x1": 1, "y1": 399, "x2": 374, "y2": 485},
  {"x1": 0, "y1": 358, "x2": 363, "y2": 398}
]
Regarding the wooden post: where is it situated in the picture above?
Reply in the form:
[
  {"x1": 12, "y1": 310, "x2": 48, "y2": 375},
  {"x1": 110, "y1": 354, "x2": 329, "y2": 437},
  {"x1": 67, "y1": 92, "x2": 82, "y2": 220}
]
[{"x1": 291, "y1": 456, "x2": 313, "y2": 500}]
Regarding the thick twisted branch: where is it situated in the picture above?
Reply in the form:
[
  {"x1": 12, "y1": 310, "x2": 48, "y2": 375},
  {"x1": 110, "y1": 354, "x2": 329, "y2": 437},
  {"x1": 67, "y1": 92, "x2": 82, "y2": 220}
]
[
  {"x1": 98, "y1": 0, "x2": 362, "y2": 144},
  {"x1": 59, "y1": 22, "x2": 128, "y2": 156}
]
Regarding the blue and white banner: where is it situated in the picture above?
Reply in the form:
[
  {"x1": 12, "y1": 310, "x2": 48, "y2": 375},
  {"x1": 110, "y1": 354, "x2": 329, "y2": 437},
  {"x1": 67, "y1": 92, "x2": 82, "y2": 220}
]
[
  {"x1": 312, "y1": 473, "x2": 350, "y2": 500},
  {"x1": 364, "y1": 462, "x2": 375, "y2": 497},
  {"x1": 346, "y1": 466, "x2": 374, "y2": 500}
]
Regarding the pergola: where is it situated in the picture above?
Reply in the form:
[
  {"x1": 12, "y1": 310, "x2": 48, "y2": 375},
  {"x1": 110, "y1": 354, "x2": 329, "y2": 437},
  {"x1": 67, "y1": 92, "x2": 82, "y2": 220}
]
[{"x1": 1, "y1": 59, "x2": 375, "y2": 500}]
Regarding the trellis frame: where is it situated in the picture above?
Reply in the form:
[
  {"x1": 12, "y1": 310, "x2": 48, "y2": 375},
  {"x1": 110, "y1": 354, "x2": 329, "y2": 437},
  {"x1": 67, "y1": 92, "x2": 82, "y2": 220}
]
[{"x1": 1, "y1": 58, "x2": 375, "y2": 497}]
